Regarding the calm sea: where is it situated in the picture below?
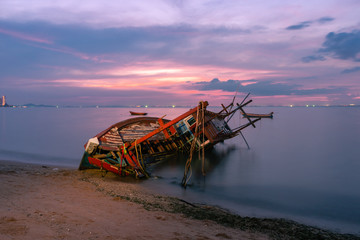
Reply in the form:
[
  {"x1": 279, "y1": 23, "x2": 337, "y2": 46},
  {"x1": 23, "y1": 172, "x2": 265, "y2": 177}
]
[{"x1": 1, "y1": 106, "x2": 359, "y2": 234}]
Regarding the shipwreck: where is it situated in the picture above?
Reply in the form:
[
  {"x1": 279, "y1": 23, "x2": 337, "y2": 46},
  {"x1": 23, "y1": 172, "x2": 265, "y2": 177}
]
[{"x1": 79, "y1": 97, "x2": 267, "y2": 186}]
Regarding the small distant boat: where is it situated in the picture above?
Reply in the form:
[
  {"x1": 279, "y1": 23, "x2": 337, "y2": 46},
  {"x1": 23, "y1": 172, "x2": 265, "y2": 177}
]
[
  {"x1": 242, "y1": 112, "x2": 273, "y2": 118},
  {"x1": 130, "y1": 111, "x2": 148, "y2": 115}
]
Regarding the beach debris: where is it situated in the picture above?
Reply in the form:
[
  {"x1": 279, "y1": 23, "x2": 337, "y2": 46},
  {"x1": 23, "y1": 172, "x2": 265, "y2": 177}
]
[{"x1": 79, "y1": 97, "x2": 271, "y2": 186}]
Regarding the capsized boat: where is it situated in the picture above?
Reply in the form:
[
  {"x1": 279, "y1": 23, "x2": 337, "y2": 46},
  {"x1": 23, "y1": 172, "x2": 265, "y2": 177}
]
[{"x1": 79, "y1": 99, "x2": 265, "y2": 183}]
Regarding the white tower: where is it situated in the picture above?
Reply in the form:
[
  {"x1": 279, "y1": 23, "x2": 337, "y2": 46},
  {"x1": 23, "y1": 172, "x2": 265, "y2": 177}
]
[{"x1": 1, "y1": 96, "x2": 6, "y2": 106}]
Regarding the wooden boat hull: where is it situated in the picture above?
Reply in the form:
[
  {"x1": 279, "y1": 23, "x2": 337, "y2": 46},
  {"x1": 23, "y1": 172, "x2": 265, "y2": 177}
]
[
  {"x1": 130, "y1": 111, "x2": 147, "y2": 115},
  {"x1": 242, "y1": 112, "x2": 273, "y2": 118}
]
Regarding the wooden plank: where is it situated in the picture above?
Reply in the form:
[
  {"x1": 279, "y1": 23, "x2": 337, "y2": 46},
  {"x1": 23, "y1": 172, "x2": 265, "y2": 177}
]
[
  {"x1": 158, "y1": 118, "x2": 170, "y2": 138},
  {"x1": 221, "y1": 104, "x2": 229, "y2": 114}
]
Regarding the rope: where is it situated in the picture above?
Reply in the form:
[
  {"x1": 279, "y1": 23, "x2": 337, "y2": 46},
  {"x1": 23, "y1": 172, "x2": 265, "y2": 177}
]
[
  {"x1": 201, "y1": 101, "x2": 206, "y2": 176},
  {"x1": 119, "y1": 144, "x2": 127, "y2": 175},
  {"x1": 181, "y1": 104, "x2": 200, "y2": 186},
  {"x1": 182, "y1": 101, "x2": 206, "y2": 187},
  {"x1": 100, "y1": 160, "x2": 107, "y2": 177},
  {"x1": 134, "y1": 140, "x2": 149, "y2": 177}
]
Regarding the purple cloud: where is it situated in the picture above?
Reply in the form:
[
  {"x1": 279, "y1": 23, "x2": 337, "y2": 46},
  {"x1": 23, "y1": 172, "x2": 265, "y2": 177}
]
[
  {"x1": 301, "y1": 55, "x2": 326, "y2": 63},
  {"x1": 317, "y1": 17, "x2": 335, "y2": 24},
  {"x1": 286, "y1": 21, "x2": 312, "y2": 30},
  {"x1": 302, "y1": 29, "x2": 360, "y2": 68},
  {"x1": 320, "y1": 31, "x2": 360, "y2": 61},
  {"x1": 190, "y1": 78, "x2": 347, "y2": 97},
  {"x1": 285, "y1": 16, "x2": 334, "y2": 31},
  {"x1": 341, "y1": 66, "x2": 360, "y2": 74}
]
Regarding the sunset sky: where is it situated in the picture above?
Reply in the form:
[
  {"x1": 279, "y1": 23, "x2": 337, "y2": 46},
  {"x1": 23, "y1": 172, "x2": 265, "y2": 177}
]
[{"x1": 1, "y1": 0, "x2": 360, "y2": 106}]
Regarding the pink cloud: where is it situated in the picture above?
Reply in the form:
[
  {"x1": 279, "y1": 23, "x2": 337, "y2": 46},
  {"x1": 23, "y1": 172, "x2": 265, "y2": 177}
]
[
  {"x1": 0, "y1": 27, "x2": 111, "y2": 63},
  {"x1": 0, "y1": 28, "x2": 53, "y2": 44},
  {"x1": 27, "y1": 42, "x2": 113, "y2": 63}
]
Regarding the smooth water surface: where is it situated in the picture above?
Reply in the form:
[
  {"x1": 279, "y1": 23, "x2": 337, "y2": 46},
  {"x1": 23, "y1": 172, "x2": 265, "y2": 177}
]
[{"x1": 1, "y1": 106, "x2": 359, "y2": 234}]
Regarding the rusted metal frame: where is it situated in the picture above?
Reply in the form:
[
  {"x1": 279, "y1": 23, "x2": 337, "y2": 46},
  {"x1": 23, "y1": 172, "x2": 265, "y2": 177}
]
[{"x1": 127, "y1": 102, "x2": 208, "y2": 151}]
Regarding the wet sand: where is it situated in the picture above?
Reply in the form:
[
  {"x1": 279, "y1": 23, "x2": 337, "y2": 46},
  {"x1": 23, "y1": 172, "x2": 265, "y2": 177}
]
[{"x1": 0, "y1": 160, "x2": 358, "y2": 240}]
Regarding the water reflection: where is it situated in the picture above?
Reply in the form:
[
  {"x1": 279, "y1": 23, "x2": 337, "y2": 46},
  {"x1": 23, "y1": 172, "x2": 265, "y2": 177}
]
[{"x1": 148, "y1": 143, "x2": 238, "y2": 185}]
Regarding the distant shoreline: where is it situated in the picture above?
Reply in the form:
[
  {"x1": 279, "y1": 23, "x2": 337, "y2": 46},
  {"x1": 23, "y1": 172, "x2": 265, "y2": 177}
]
[
  {"x1": 0, "y1": 159, "x2": 358, "y2": 239},
  {"x1": 2, "y1": 104, "x2": 360, "y2": 108}
]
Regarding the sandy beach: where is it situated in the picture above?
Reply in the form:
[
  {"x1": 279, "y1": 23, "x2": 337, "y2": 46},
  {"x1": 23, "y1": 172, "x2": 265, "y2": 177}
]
[{"x1": 0, "y1": 160, "x2": 358, "y2": 240}]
